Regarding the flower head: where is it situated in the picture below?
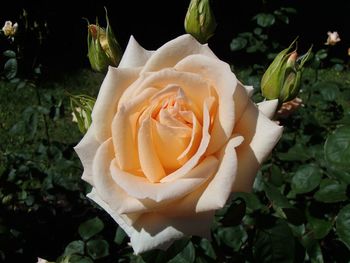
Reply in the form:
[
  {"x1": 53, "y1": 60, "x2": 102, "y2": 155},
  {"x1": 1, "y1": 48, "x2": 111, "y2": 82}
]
[
  {"x1": 2, "y1": 21, "x2": 18, "y2": 37},
  {"x1": 325, "y1": 31, "x2": 341, "y2": 46},
  {"x1": 75, "y1": 34, "x2": 283, "y2": 254}
]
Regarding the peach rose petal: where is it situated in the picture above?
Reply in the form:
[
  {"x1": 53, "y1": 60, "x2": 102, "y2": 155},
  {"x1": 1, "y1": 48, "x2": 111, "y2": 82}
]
[
  {"x1": 177, "y1": 112, "x2": 202, "y2": 163},
  {"x1": 233, "y1": 82, "x2": 250, "y2": 124},
  {"x1": 233, "y1": 100, "x2": 283, "y2": 192},
  {"x1": 91, "y1": 138, "x2": 149, "y2": 216},
  {"x1": 244, "y1": 85, "x2": 254, "y2": 97},
  {"x1": 119, "y1": 36, "x2": 154, "y2": 68},
  {"x1": 153, "y1": 120, "x2": 192, "y2": 171},
  {"x1": 195, "y1": 135, "x2": 244, "y2": 211},
  {"x1": 74, "y1": 124, "x2": 100, "y2": 186},
  {"x1": 110, "y1": 156, "x2": 218, "y2": 202},
  {"x1": 87, "y1": 188, "x2": 136, "y2": 238},
  {"x1": 160, "y1": 99, "x2": 212, "y2": 183},
  {"x1": 138, "y1": 117, "x2": 167, "y2": 182},
  {"x1": 159, "y1": 135, "x2": 244, "y2": 216},
  {"x1": 130, "y1": 211, "x2": 215, "y2": 254},
  {"x1": 130, "y1": 69, "x2": 212, "y2": 120},
  {"x1": 257, "y1": 99, "x2": 279, "y2": 119},
  {"x1": 175, "y1": 54, "x2": 237, "y2": 155},
  {"x1": 158, "y1": 109, "x2": 192, "y2": 129},
  {"x1": 92, "y1": 67, "x2": 141, "y2": 142},
  {"x1": 112, "y1": 88, "x2": 158, "y2": 171},
  {"x1": 141, "y1": 34, "x2": 217, "y2": 74}
]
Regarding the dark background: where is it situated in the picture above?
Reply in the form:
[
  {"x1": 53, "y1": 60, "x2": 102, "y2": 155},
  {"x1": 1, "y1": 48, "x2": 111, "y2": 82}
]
[{"x1": 1, "y1": 0, "x2": 349, "y2": 73}]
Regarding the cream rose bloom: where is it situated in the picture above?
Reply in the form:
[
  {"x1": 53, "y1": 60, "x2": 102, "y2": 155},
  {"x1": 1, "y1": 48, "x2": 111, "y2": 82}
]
[{"x1": 75, "y1": 34, "x2": 283, "y2": 254}]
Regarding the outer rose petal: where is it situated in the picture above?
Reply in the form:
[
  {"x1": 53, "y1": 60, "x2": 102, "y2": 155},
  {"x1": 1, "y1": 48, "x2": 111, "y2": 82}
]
[
  {"x1": 233, "y1": 100, "x2": 283, "y2": 192},
  {"x1": 156, "y1": 135, "x2": 244, "y2": 216},
  {"x1": 92, "y1": 67, "x2": 141, "y2": 142},
  {"x1": 110, "y1": 156, "x2": 218, "y2": 202},
  {"x1": 92, "y1": 138, "x2": 148, "y2": 215},
  {"x1": 130, "y1": 211, "x2": 214, "y2": 254},
  {"x1": 119, "y1": 36, "x2": 154, "y2": 68},
  {"x1": 74, "y1": 123, "x2": 100, "y2": 185},
  {"x1": 257, "y1": 99, "x2": 279, "y2": 119},
  {"x1": 141, "y1": 34, "x2": 217, "y2": 74},
  {"x1": 88, "y1": 188, "x2": 215, "y2": 255}
]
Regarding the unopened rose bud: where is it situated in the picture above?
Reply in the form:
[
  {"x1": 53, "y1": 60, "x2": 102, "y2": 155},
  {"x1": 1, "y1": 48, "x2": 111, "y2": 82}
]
[
  {"x1": 87, "y1": 9, "x2": 122, "y2": 72},
  {"x1": 325, "y1": 31, "x2": 341, "y2": 46},
  {"x1": 2, "y1": 21, "x2": 18, "y2": 37},
  {"x1": 261, "y1": 39, "x2": 312, "y2": 103},
  {"x1": 184, "y1": 0, "x2": 217, "y2": 44},
  {"x1": 70, "y1": 94, "x2": 95, "y2": 133}
]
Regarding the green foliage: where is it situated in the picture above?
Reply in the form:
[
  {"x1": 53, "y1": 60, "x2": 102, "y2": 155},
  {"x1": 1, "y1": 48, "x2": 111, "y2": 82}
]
[
  {"x1": 230, "y1": 5, "x2": 297, "y2": 62},
  {"x1": 78, "y1": 217, "x2": 104, "y2": 241}
]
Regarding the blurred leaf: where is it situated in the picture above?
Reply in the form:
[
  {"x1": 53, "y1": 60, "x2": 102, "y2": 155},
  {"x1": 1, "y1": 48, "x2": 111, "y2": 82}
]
[
  {"x1": 333, "y1": 64, "x2": 344, "y2": 72},
  {"x1": 291, "y1": 165, "x2": 322, "y2": 194},
  {"x1": 86, "y1": 239, "x2": 109, "y2": 260},
  {"x1": 314, "y1": 179, "x2": 347, "y2": 203},
  {"x1": 315, "y1": 49, "x2": 328, "y2": 60},
  {"x1": 264, "y1": 182, "x2": 291, "y2": 208},
  {"x1": 307, "y1": 241, "x2": 324, "y2": 263},
  {"x1": 254, "y1": 13, "x2": 276, "y2": 27},
  {"x1": 282, "y1": 207, "x2": 305, "y2": 225},
  {"x1": 168, "y1": 241, "x2": 195, "y2": 263},
  {"x1": 278, "y1": 143, "x2": 311, "y2": 161},
  {"x1": 78, "y1": 217, "x2": 104, "y2": 240},
  {"x1": 280, "y1": 7, "x2": 297, "y2": 14},
  {"x1": 307, "y1": 213, "x2": 333, "y2": 239},
  {"x1": 269, "y1": 164, "x2": 284, "y2": 187},
  {"x1": 4, "y1": 58, "x2": 18, "y2": 80},
  {"x1": 216, "y1": 225, "x2": 247, "y2": 251},
  {"x1": 254, "y1": 27, "x2": 263, "y2": 35},
  {"x1": 233, "y1": 192, "x2": 263, "y2": 211},
  {"x1": 68, "y1": 255, "x2": 93, "y2": 263},
  {"x1": 220, "y1": 198, "x2": 246, "y2": 226},
  {"x1": 198, "y1": 239, "x2": 216, "y2": 260},
  {"x1": 230, "y1": 37, "x2": 248, "y2": 51},
  {"x1": 324, "y1": 125, "x2": 350, "y2": 183},
  {"x1": 336, "y1": 204, "x2": 350, "y2": 249},
  {"x1": 114, "y1": 226, "x2": 126, "y2": 245},
  {"x1": 313, "y1": 81, "x2": 340, "y2": 101},
  {"x1": 64, "y1": 240, "x2": 85, "y2": 256},
  {"x1": 254, "y1": 219, "x2": 295, "y2": 263},
  {"x1": 3, "y1": 50, "x2": 16, "y2": 58}
]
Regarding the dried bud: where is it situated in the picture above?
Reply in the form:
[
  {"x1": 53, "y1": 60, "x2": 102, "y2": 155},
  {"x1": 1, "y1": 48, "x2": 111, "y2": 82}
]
[
  {"x1": 261, "y1": 39, "x2": 312, "y2": 103},
  {"x1": 184, "y1": 0, "x2": 217, "y2": 44},
  {"x1": 87, "y1": 9, "x2": 122, "y2": 72}
]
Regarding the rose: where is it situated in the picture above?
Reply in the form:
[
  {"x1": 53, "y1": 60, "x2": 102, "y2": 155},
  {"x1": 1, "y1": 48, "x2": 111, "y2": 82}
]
[{"x1": 75, "y1": 34, "x2": 283, "y2": 254}]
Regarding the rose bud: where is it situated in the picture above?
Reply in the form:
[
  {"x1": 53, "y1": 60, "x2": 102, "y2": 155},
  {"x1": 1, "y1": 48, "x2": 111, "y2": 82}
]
[
  {"x1": 87, "y1": 10, "x2": 122, "y2": 72},
  {"x1": 184, "y1": 0, "x2": 217, "y2": 44},
  {"x1": 261, "y1": 39, "x2": 312, "y2": 104},
  {"x1": 70, "y1": 94, "x2": 95, "y2": 134},
  {"x1": 325, "y1": 31, "x2": 341, "y2": 46},
  {"x1": 2, "y1": 21, "x2": 18, "y2": 37}
]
